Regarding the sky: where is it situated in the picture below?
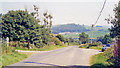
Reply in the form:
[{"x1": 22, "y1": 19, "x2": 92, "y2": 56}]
[{"x1": 0, "y1": 0, "x2": 119, "y2": 26}]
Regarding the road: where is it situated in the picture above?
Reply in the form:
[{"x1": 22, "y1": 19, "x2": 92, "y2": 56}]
[{"x1": 10, "y1": 46, "x2": 100, "y2": 67}]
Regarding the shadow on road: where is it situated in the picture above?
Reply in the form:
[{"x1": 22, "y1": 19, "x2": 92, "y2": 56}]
[
  {"x1": 2, "y1": 61, "x2": 90, "y2": 68},
  {"x1": 2, "y1": 66, "x2": 90, "y2": 68}
]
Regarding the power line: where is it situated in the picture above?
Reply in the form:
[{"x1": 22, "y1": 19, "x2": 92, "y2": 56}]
[
  {"x1": 93, "y1": 0, "x2": 107, "y2": 26},
  {"x1": 91, "y1": 0, "x2": 107, "y2": 44}
]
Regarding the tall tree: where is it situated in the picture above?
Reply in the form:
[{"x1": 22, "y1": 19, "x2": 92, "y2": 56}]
[
  {"x1": 43, "y1": 11, "x2": 53, "y2": 33},
  {"x1": 106, "y1": 1, "x2": 120, "y2": 66},
  {"x1": 79, "y1": 32, "x2": 89, "y2": 44},
  {"x1": 2, "y1": 10, "x2": 43, "y2": 48}
]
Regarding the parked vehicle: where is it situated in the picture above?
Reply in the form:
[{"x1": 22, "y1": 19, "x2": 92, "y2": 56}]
[{"x1": 102, "y1": 44, "x2": 111, "y2": 52}]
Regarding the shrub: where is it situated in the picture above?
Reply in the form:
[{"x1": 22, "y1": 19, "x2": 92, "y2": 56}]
[
  {"x1": 50, "y1": 37, "x2": 62, "y2": 45},
  {"x1": 103, "y1": 46, "x2": 114, "y2": 65},
  {"x1": 56, "y1": 34, "x2": 65, "y2": 42}
]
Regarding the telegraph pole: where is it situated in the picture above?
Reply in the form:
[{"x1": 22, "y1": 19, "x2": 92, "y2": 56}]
[
  {"x1": 91, "y1": 24, "x2": 94, "y2": 44},
  {"x1": 90, "y1": 0, "x2": 106, "y2": 44}
]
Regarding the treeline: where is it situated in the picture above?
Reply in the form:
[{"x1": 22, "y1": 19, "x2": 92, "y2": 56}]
[
  {"x1": 1, "y1": 5, "x2": 63, "y2": 49},
  {"x1": 52, "y1": 23, "x2": 90, "y2": 34}
]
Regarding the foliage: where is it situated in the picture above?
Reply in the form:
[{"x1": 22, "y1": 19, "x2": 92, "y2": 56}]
[
  {"x1": 102, "y1": 34, "x2": 112, "y2": 44},
  {"x1": 56, "y1": 34, "x2": 65, "y2": 42},
  {"x1": 2, "y1": 10, "x2": 42, "y2": 47},
  {"x1": 1, "y1": 9, "x2": 52, "y2": 48},
  {"x1": 105, "y1": 2, "x2": 120, "y2": 66},
  {"x1": 106, "y1": 2, "x2": 120, "y2": 38},
  {"x1": 79, "y1": 32, "x2": 89, "y2": 44},
  {"x1": 90, "y1": 47, "x2": 117, "y2": 68},
  {"x1": 97, "y1": 34, "x2": 112, "y2": 44},
  {"x1": 43, "y1": 11, "x2": 53, "y2": 33},
  {"x1": 2, "y1": 41, "x2": 15, "y2": 54},
  {"x1": 50, "y1": 37, "x2": 62, "y2": 45}
]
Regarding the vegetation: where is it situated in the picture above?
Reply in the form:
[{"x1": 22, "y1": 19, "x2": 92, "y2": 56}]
[
  {"x1": 1, "y1": 42, "x2": 28, "y2": 66},
  {"x1": 106, "y1": 1, "x2": 120, "y2": 66},
  {"x1": 2, "y1": 52, "x2": 27, "y2": 66},
  {"x1": 56, "y1": 34, "x2": 65, "y2": 42},
  {"x1": 90, "y1": 47, "x2": 115, "y2": 68},
  {"x1": 52, "y1": 23, "x2": 90, "y2": 34},
  {"x1": 79, "y1": 43, "x2": 103, "y2": 50},
  {"x1": 15, "y1": 45, "x2": 67, "y2": 51},
  {"x1": 53, "y1": 24, "x2": 109, "y2": 38},
  {"x1": 97, "y1": 34, "x2": 112, "y2": 44},
  {"x1": 1, "y1": 5, "x2": 67, "y2": 66},
  {"x1": 79, "y1": 32, "x2": 89, "y2": 44},
  {"x1": 85, "y1": 30, "x2": 109, "y2": 38}
]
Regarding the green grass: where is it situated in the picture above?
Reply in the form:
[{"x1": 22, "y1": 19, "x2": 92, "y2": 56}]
[
  {"x1": 90, "y1": 47, "x2": 115, "y2": 68},
  {"x1": 90, "y1": 53, "x2": 111, "y2": 68},
  {"x1": 79, "y1": 44, "x2": 103, "y2": 50},
  {"x1": 1, "y1": 45, "x2": 68, "y2": 66},
  {"x1": 2, "y1": 52, "x2": 28, "y2": 66},
  {"x1": 63, "y1": 28, "x2": 109, "y2": 39},
  {"x1": 85, "y1": 31, "x2": 109, "y2": 38},
  {"x1": 15, "y1": 45, "x2": 68, "y2": 51}
]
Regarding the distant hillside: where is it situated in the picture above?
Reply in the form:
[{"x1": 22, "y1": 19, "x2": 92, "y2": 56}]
[
  {"x1": 52, "y1": 23, "x2": 110, "y2": 38},
  {"x1": 52, "y1": 23, "x2": 90, "y2": 34}
]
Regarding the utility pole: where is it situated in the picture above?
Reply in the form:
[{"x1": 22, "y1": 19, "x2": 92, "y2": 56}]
[
  {"x1": 90, "y1": 0, "x2": 106, "y2": 44},
  {"x1": 91, "y1": 24, "x2": 94, "y2": 44}
]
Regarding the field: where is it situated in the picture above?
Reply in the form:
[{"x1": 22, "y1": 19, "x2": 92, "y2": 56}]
[{"x1": 63, "y1": 25, "x2": 109, "y2": 39}]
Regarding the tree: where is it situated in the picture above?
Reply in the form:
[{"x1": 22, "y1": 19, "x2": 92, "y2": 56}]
[
  {"x1": 102, "y1": 34, "x2": 112, "y2": 44},
  {"x1": 1, "y1": 10, "x2": 43, "y2": 48},
  {"x1": 56, "y1": 34, "x2": 65, "y2": 42},
  {"x1": 79, "y1": 32, "x2": 89, "y2": 44},
  {"x1": 97, "y1": 34, "x2": 112, "y2": 44},
  {"x1": 43, "y1": 11, "x2": 53, "y2": 33},
  {"x1": 106, "y1": 1, "x2": 120, "y2": 66}
]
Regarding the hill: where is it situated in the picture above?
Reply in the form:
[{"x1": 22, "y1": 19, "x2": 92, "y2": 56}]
[
  {"x1": 52, "y1": 23, "x2": 110, "y2": 38},
  {"x1": 52, "y1": 23, "x2": 90, "y2": 34}
]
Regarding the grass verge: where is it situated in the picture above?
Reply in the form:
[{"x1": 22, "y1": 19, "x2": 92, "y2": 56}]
[
  {"x1": 2, "y1": 52, "x2": 28, "y2": 66},
  {"x1": 90, "y1": 53, "x2": 110, "y2": 68},
  {"x1": 79, "y1": 44, "x2": 103, "y2": 50},
  {"x1": 2, "y1": 45, "x2": 68, "y2": 66},
  {"x1": 15, "y1": 45, "x2": 68, "y2": 51}
]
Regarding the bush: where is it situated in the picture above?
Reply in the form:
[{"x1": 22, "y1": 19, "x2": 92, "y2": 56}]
[
  {"x1": 50, "y1": 37, "x2": 62, "y2": 45},
  {"x1": 9, "y1": 41, "x2": 18, "y2": 47},
  {"x1": 103, "y1": 46, "x2": 114, "y2": 65},
  {"x1": 56, "y1": 34, "x2": 65, "y2": 42}
]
